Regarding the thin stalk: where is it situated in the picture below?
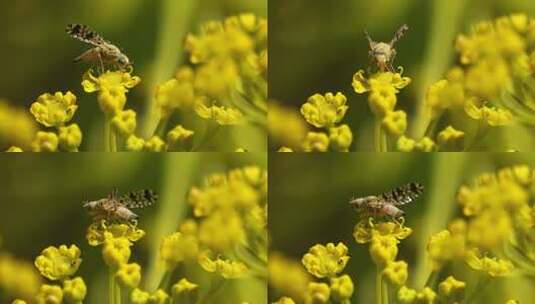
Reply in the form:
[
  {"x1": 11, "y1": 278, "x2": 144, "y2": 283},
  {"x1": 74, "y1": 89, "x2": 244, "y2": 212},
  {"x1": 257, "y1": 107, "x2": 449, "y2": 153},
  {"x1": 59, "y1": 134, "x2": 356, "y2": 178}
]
[
  {"x1": 157, "y1": 270, "x2": 173, "y2": 291},
  {"x1": 110, "y1": 128, "x2": 117, "y2": 152},
  {"x1": 374, "y1": 120, "x2": 383, "y2": 152},
  {"x1": 104, "y1": 118, "x2": 111, "y2": 152},
  {"x1": 109, "y1": 268, "x2": 116, "y2": 304},
  {"x1": 464, "y1": 276, "x2": 490, "y2": 304},
  {"x1": 424, "y1": 270, "x2": 439, "y2": 289},
  {"x1": 115, "y1": 280, "x2": 121, "y2": 304},
  {"x1": 376, "y1": 266, "x2": 383, "y2": 304},
  {"x1": 153, "y1": 117, "x2": 169, "y2": 138},
  {"x1": 382, "y1": 279, "x2": 389, "y2": 304}
]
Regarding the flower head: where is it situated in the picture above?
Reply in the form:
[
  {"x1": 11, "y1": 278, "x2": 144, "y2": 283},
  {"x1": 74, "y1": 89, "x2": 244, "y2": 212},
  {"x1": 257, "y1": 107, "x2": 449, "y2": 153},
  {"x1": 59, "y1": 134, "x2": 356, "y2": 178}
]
[
  {"x1": 382, "y1": 110, "x2": 407, "y2": 136},
  {"x1": 102, "y1": 237, "x2": 131, "y2": 269},
  {"x1": 116, "y1": 263, "x2": 141, "y2": 289},
  {"x1": 131, "y1": 288, "x2": 150, "y2": 304},
  {"x1": 166, "y1": 124, "x2": 194, "y2": 150},
  {"x1": 111, "y1": 110, "x2": 137, "y2": 137},
  {"x1": 383, "y1": 260, "x2": 408, "y2": 286},
  {"x1": 465, "y1": 248, "x2": 514, "y2": 277},
  {"x1": 302, "y1": 132, "x2": 329, "y2": 152},
  {"x1": 328, "y1": 124, "x2": 353, "y2": 151},
  {"x1": 304, "y1": 282, "x2": 330, "y2": 304},
  {"x1": 30, "y1": 91, "x2": 78, "y2": 127},
  {"x1": 31, "y1": 131, "x2": 58, "y2": 152},
  {"x1": 86, "y1": 221, "x2": 145, "y2": 246},
  {"x1": 155, "y1": 76, "x2": 195, "y2": 118},
  {"x1": 300, "y1": 92, "x2": 348, "y2": 128},
  {"x1": 198, "y1": 250, "x2": 248, "y2": 279},
  {"x1": 269, "y1": 252, "x2": 311, "y2": 303},
  {"x1": 438, "y1": 276, "x2": 465, "y2": 303},
  {"x1": 148, "y1": 289, "x2": 169, "y2": 304},
  {"x1": 58, "y1": 124, "x2": 82, "y2": 151},
  {"x1": 0, "y1": 253, "x2": 42, "y2": 299},
  {"x1": 160, "y1": 232, "x2": 199, "y2": 270},
  {"x1": 36, "y1": 284, "x2": 63, "y2": 304},
  {"x1": 369, "y1": 234, "x2": 398, "y2": 266},
  {"x1": 437, "y1": 126, "x2": 464, "y2": 151},
  {"x1": 301, "y1": 242, "x2": 349, "y2": 279},
  {"x1": 171, "y1": 278, "x2": 198, "y2": 304},
  {"x1": 34, "y1": 245, "x2": 82, "y2": 281},
  {"x1": 329, "y1": 274, "x2": 354, "y2": 302},
  {"x1": 353, "y1": 219, "x2": 412, "y2": 244},
  {"x1": 63, "y1": 276, "x2": 87, "y2": 303},
  {"x1": 82, "y1": 70, "x2": 141, "y2": 115},
  {"x1": 195, "y1": 102, "x2": 243, "y2": 125}
]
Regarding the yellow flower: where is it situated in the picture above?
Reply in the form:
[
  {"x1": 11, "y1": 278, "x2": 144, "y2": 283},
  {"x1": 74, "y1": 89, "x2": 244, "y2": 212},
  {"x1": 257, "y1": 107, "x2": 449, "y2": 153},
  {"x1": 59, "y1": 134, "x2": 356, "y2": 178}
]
[
  {"x1": 144, "y1": 136, "x2": 166, "y2": 152},
  {"x1": 398, "y1": 286, "x2": 417, "y2": 304},
  {"x1": 194, "y1": 58, "x2": 239, "y2": 99},
  {"x1": 160, "y1": 232, "x2": 199, "y2": 270},
  {"x1": 330, "y1": 274, "x2": 354, "y2": 301},
  {"x1": 102, "y1": 237, "x2": 131, "y2": 269},
  {"x1": 12, "y1": 300, "x2": 27, "y2": 304},
  {"x1": 438, "y1": 276, "x2": 465, "y2": 303},
  {"x1": 171, "y1": 278, "x2": 198, "y2": 304},
  {"x1": 300, "y1": 92, "x2": 348, "y2": 128},
  {"x1": 369, "y1": 234, "x2": 398, "y2": 266},
  {"x1": 437, "y1": 126, "x2": 464, "y2": 151},
  {"x1": 0, "y1": 253, "x2": 42, "y2": 299},
  {"x1": 58, "y1": 124, "x2": 82, "y2": 151},
  {"x1": 415, "y1": 287, "x2": 437, "y2": 304},
  {"x1": 63, "y1": 276, "x2": 87, "y2": 303},
  {"x1": 148, "y1": 289, "x2": 169, "y2": 304},
  {"x1": 397, "y1": 136, "x2": 416, "y2": 152},
  {"x1": 464, "y1": 97, "x2": 513, "y2": 126},
  {"x1": 328, "y1": 124, "x2": 353, "y2": 151},
  {"x1": 34, "y1": 244, "x2": 82, "y2": 280},
  {"x1": 274, "y1": 297, "x2": 296, "y2": 304},
  {"x1": 195, "y1": 102, "x2": 243, "y2": 125},
  {"x1": 82, "y1": 70, "x2": 141, "y2": 115},
  {"x1": 304, "y1": 282, "x2": 330, "y2": 304},
  {"x1": 30, "y1": 91, "x2": 78, "y2": 127},
  {"x1": 302, "y1": 132, "x2": 329, "y2": 152},
  {"x1": 6, "y1": 146, "x2": 23, "y2": 152},
  {"x1": 31, "y1": 131, "x2": 58, "y2": 152},
  {"x1": 465, "y1": 58, "x2": 511, "y2": 102},
  {"x1": 111, "y1": 110, "x2": 137, "y2": 137},
  {"x1": 131, "y1": 288, "x2": 150, "y2": 304},
  {"x1": 116, "y1": 263, "x2": 141, "y2": 289},
  {"x1": 269, "y1": 102, "x2": 308, "y2": 148},
  {"x1": 198, "y1": 250, "x2": 248, "y2": 279},
  {"x1": 126, "y1": 135, "x2": 145, "y2": 151},
  {"x1": 155, "y1": 77, "x2": 195, "y2": 118},
  {"x1": 415, "y1": 137, "x2": 436, "y2": 152},
  {"x1": 36, "y1": 284, "x2": 63, "y2": 304},
  {"x1": 353, "y1": 219, "x2": 412, "y2": 244},
  {"x1": 465, "y1": 248, "x2": 514, "y2": 276},
  {"x1": 301, "y1": 242, "x2": 349, "y2": 278},
  {"x1": 505, "y1": 300, "x2": 520, "y2": 304},
  {"x1": 368, "y1": 85, "x2": 397, "y2": 117},
  {"x1": 86, "y1": 221, "x2": 145, "y2": 246},
  {"x1": 382, "y1": 110, "x2": 407, "y2": 136},
  {"x1": 383, "y1": 260, "x2": 408, "y2": 286},
  {"x1": 352, "y1": 70, "x2": 411, "y2": 94},
  {"x1": 166, "y1": 125, "x2": 194, "y2": 150},
  {"x1": 425, "y1": 80, "x2": 464, "y2": 118},
  {"x1": 269, "y1": 252, "x2": 311, "y2": 303},
  {"x1": 427, "y1": 229, "x2": 466, "y2": 270},
  {"x1": 466, "y1": 209, "x2": 512, "y2": 249},
  {"x1": 198, "y1": 210, "x2": 245, "y2": 252}
]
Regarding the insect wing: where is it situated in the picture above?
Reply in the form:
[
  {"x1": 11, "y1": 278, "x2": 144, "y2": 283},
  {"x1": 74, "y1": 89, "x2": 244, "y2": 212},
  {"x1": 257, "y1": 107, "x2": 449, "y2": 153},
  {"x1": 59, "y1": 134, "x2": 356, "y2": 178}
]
[
  {"x1": 66, "y1": 24, "x2": 108, "y2": 47},
  {"x1": 119, "y1": 189, "x2": 158, "y2": 209},
  {"x1": 381, "y1": 182, "x2": 423, "y2": 206}
]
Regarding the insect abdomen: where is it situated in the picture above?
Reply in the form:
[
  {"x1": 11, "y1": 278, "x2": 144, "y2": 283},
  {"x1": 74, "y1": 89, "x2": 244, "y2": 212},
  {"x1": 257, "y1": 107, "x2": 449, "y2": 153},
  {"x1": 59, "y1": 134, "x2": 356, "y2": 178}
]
[{"x1": 115, "y1": 206, "x2": 138, "y2": 221}]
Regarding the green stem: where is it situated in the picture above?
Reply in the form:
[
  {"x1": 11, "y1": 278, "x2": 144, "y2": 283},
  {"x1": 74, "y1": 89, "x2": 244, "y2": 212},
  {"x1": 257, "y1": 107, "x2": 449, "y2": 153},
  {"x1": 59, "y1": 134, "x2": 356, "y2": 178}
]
[
  {"x1": 464, "y1": 275, "x2": 490, "y2": 304},
  {"x1": 116, "y1": 280, "x2": 121, "y2": 304},
  {"x1": 423, "y1": 118, "x2": 439, "y2": 138},
  {"x1": 104, "y1": 118, "x2": 111, "y2": 152},
  {"x1": 157, "y1": 270, "x2": 173, "y2": 291},
  {"x1": 424, "y1": 270, "x2": 439, "y2": 289},
  {"x1": 374, "y1": 120, "x2": 382, "y2": 152},
  {"x1": 382, "y1": 279, "x2": 389, "y2": 304},
  {"x1": 153, "y1": 117, "x2": 169, "y2": 138},
  {"x1": 376, "y1": 266, "x2": 383, "y2": 304},
  {"x1": 109, "y1": 268, "x2": 116, "y2": 304},
  {"x1": 110, "y1": 128, "x2": 118, "y2": 152}
]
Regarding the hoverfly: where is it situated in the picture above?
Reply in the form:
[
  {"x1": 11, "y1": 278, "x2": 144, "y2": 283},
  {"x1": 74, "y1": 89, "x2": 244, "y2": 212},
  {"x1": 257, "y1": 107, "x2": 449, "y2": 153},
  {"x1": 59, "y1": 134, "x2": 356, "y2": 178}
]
[
  {"x1": 83, "y1": 189, "x2": 157, "y2": 222},
  {"x1": 66, "y1": 23, "x2": 132, "y2": 72},
  {"x1": 364, "y1": 24, "x2": 409, "y2": 72},
  {"x1": 350, "y1": 182, "x2": 423, "y2": 218}
]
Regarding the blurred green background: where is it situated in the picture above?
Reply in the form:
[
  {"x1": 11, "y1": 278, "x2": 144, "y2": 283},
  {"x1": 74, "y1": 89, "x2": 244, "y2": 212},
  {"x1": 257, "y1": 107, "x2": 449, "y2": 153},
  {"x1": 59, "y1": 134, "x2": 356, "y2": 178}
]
[
  {"x1": 269, "y1": 153, "x2": 535, "y2": 303},
  {"x1": 269, "y1": 0, "x2": 535, "y2": 150},
  {"x1": 0, "y1": 0, "x2": 267, "y2": 150},
  {"x1": 0, "y1": 152, "x2": 266, "y2": 303}
]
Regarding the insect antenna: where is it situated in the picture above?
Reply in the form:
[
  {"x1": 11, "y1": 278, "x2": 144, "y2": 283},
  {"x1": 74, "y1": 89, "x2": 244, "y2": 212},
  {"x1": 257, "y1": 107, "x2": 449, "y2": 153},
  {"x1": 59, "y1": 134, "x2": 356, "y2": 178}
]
[
  {"x1": 389, "y1": 24, "x2": 409, "y2": 47},
  {"x1": 363, "y1": 30, "x2": 374, "y2": 46}
]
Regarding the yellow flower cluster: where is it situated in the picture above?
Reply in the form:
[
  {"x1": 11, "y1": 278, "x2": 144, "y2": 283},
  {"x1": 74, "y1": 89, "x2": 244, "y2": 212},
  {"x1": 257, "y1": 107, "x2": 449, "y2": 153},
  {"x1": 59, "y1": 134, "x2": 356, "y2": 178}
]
[
  {"x1": 301, "y1": 242, "x2": 350, "y2": 279},
  {"x1": 268, "y1": 102, "x2": 308, "y2": 150},
  {"x1": 269, "y1": 252, "x2": 311, "y2": 303},
  {"x1": 297, "y1": 92, "x2": 353, "y2": 152},
  {"x1": 32, "y1": 244, "x2": 87, "y2": 304},
  {"x1": 0, "y1": 253, "x2": 42, "y2": 300},
  {"x1": 26, "y1": 91, "x2": 82, "y2": 152},
  {"x1": 0, "y1": 100, "x2": 37, "y2": 151}
]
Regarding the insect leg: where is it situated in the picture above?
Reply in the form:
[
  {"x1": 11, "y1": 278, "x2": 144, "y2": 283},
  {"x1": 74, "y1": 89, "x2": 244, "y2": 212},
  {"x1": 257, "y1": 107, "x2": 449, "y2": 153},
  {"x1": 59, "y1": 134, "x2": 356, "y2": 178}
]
[
  {"x1": 96, "y1": 50, "x2": 105, "y2": 74},
  {"x1": 364, "y1": 30, "x2": 374, "y2": 47}
]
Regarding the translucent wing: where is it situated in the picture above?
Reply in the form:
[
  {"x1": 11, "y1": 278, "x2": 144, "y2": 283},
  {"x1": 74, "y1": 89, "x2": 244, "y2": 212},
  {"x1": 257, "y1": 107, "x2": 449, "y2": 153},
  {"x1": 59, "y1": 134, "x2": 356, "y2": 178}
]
[
  {"x1": 119, "y1": 189, "x2": 158, "y2": 209},
  {"x1": 66, "y1": 24, "x2": 109, "y2": 47},
  {"x1": 380, "y1": 182, "x2": 423, "y2": 206}
]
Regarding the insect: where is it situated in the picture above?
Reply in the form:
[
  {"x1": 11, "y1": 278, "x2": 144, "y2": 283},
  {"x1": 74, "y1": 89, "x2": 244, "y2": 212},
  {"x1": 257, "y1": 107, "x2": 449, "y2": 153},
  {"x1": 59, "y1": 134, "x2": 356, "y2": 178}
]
[
  {"x1": 66, "y1": 23, "x2": 132, "y2": 72},
  {"x1": 350, "y1": 182, "x2": 423, "y2": 218},
  {"x1": 83, "y1": 189, "x2": 157, "y2": 222},
  {"x1": 364, "y1": 24, "x2": 409, "y2": 72}
]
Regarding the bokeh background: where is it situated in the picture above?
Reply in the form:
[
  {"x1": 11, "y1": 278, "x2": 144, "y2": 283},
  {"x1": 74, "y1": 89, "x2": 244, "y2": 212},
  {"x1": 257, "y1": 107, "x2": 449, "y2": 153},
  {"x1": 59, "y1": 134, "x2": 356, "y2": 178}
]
[
  {"x1": 269, "y1": 0, "x2": 535, "y2": 150},
  {"x1": 269, "y1": 153, "x2": 535, "y2": 303},
  {"x1": 0, "y1": 0, "x2": 267, "y2": 151},
  {"x1": 0, "y1": 152, "x2": 266, "y2": 303}
]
